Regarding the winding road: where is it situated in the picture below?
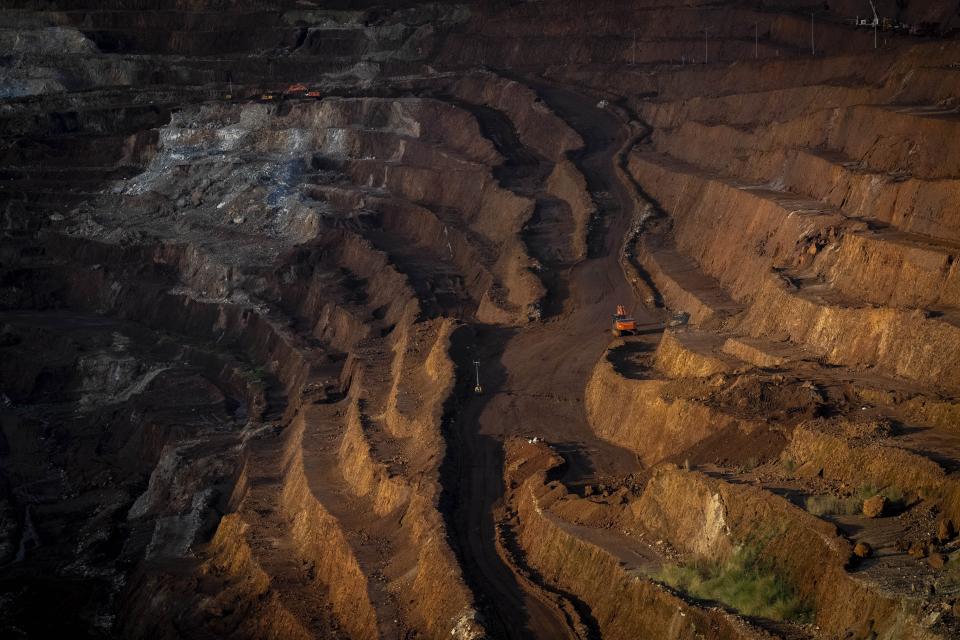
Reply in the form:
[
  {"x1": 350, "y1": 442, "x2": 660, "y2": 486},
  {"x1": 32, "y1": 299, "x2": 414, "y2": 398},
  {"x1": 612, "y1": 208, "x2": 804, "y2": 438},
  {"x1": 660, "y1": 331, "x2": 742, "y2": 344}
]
[{"x1": 444, "y1": 78, "x2": 655, "y2": 640}]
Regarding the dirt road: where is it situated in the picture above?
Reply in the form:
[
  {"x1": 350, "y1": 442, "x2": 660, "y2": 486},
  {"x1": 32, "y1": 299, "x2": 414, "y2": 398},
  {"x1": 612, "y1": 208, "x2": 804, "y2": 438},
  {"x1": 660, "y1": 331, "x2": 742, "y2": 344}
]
[{"x1": 444, "y1": 79, "x2": 655, "y2": 639}]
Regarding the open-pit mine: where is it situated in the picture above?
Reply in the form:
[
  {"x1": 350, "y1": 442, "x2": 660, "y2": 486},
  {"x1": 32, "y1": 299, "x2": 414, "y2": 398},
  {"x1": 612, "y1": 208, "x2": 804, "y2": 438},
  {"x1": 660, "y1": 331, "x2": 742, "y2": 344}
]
[{"x1": 4, "y1": 1, "x2": 960, "y2": 638}]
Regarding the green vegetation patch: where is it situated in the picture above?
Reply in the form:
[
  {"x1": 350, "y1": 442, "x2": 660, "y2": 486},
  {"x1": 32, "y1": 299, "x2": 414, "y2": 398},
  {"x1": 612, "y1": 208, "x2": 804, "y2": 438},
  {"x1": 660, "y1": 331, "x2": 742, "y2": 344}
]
[
  {"x1": 242, "y1": 365, "x2": 269, "y2": 383},
  {"x1": 804, "y1": 485, "x2": 906, "y2": 517},
  {"x1": 656, "y1": 546, "x2": 812, "y2": 622}
]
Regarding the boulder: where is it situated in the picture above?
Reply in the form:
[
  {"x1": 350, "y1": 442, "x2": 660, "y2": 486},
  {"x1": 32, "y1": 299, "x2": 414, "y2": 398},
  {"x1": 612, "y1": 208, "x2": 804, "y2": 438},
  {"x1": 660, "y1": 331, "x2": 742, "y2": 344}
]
[
  {"x1": 853, "y1": 541, "x2": 873, "y2": 559},
  {"x1": 938, "y1": 518, "x2": 955, "y2": 542},
  {"x1": 862, "y1": 495, "x2": 886, "y2": 518},
  {"x1": 928, "y1": 552, "x2": 947, "y2": 570}
]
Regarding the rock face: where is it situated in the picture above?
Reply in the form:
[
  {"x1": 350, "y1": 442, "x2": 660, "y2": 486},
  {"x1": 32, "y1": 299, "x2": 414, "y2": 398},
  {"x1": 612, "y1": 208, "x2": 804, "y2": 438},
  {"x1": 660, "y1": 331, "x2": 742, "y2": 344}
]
[{"x1": 3, "y1": 1, "x2": 960, "y2": 639}]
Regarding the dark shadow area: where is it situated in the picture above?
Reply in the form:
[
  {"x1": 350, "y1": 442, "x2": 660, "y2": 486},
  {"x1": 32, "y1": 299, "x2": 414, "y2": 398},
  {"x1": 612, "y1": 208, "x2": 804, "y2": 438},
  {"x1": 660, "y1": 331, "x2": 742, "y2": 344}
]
[
  {"x1": 497, "y1": 517, "x2": 603, "y2": 640},
  {"x1": 516, "y1": 73, "x2": 624, "y2": 260},
  {"x1": 605, "y1": 339, "x2": 655, "y2": 379},
  {"x1": 550, "y1": 441, "x2": 598, "y2": 489},
  {"x1": 438, "y1": 323, "x2": 537, "y2": 639},
  {"x1": 443, "y1": 96, "x2": 574, "y2": 318}
]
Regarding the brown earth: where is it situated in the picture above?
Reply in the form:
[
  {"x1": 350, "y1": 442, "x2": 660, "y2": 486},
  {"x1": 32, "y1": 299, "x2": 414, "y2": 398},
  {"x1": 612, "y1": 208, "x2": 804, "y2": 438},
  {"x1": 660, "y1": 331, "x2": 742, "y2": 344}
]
[{"x1": 3, "y1": 1, "x2": 960, "y2": 639}]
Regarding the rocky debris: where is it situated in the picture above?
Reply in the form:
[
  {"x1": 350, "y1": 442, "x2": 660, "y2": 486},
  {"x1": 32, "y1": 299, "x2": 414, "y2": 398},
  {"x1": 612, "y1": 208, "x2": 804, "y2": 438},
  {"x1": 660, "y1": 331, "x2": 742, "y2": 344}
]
[
  {"x1": 0, "y1": 313, "x2": 249, "y2": 634},
  {"x1": 840, "y1": 418, "x2": 894, "y2": 442}
]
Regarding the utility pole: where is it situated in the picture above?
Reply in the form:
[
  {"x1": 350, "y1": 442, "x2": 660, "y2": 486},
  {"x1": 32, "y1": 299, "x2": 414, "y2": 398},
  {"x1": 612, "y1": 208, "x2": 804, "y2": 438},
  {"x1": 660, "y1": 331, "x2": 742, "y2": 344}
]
[
  {"x1": 811, "y1": 12, "x2": 816, "y2": 56},
  {"x1": 704, "y1": 27, "x2": 709, "y2": 64},
  {"x1": 755, "y1": 22, "x2": 759, "y2": 59},
  {"x1": 632, "y1": 30, "x2": 637, "y2": 65},
  {"x1": 473, "y1": 360, "x2": 483, "y2": 394}
]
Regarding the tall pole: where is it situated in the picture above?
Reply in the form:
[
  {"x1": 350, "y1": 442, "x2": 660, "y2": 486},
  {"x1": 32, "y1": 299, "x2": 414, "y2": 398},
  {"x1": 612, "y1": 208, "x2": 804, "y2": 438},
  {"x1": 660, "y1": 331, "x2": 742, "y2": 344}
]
[
  {"x1": 874, "y1": 21, "x2": 878, "y2": 48},
  {"x1": 632, "y1": 30, "x2": 637, "y2": 65},
  {"x1": 704, "y1": 27, "x2": 709, "y2": 64},
  {"x1": 755, "y1": 22, "x2": 758, "y2": 58},
  {"x1": 473, "y1": 360, "x2": 482, "y2": 393},
  {"x1": 811, "y1": 13, "x2": 815, "y2": 56}
]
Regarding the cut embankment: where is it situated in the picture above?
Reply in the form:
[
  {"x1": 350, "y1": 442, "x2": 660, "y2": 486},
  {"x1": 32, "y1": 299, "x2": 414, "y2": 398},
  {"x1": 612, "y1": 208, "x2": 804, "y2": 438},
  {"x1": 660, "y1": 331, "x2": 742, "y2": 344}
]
[
  {"x1": 452, "y1": 71, "x2": 594, "y2": 263},
  {"x1": 631, "y1": 465, "x2": 942, "y2": 640},
  {"x1": 585, "y1": 349, "x2": 757, "y2": 465},
  {"x1": 507, "y1": 441, "x2": 775, "y2": 640},
  {"x1": 737, "y1": 274, "x2": 960, "y2": 394}
]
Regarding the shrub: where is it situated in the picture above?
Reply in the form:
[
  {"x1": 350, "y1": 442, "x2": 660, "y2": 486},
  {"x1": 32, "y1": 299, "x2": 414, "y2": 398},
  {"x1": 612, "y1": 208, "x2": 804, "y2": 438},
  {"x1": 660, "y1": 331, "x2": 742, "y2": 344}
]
[
  {"x1": 656, "y1": 546, "x2": 812, "y2": 622},
  {"x1": 936, "y1": 551, "x2": 960, "y2": 591},
  {"x1": 804, "y1": 484, "x2": 906, "y2": 517},
  {"x1": 804, "y1": 494, "x2": 861, "y2": 516},
  {"x1": 243, "y1": 365, "x2": 269, "y2": 383}
]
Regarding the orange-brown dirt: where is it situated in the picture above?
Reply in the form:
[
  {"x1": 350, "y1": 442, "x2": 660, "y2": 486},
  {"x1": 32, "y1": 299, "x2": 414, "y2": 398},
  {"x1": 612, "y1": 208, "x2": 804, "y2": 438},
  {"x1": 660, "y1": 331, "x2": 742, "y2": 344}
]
[{"x1": 3, "y1": 1, "x2": 960, "y2": 639}]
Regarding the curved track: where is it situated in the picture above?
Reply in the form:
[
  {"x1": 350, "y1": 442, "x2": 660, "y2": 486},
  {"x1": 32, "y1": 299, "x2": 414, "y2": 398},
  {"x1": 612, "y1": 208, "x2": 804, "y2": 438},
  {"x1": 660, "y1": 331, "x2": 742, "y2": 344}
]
[{"x1": 445, "y1": 79, "x2": 650, "y2": 640}]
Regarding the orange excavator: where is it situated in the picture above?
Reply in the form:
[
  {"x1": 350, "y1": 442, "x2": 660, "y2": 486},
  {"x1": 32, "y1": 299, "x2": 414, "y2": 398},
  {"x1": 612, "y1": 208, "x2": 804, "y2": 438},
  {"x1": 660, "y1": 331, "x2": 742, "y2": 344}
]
[
  {"x1": 611, "y1": 304, "x2": 690, "y2": 337},
  {"x1": 611, "y1": 304, "x2": 637, "y2": 337}
]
